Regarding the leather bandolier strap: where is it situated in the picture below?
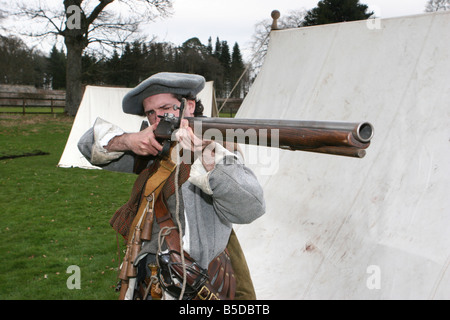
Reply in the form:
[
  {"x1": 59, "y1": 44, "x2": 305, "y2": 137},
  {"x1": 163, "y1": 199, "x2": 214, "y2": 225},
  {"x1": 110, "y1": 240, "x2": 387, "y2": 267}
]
[
  {"x1": 115, "y1": 156, "x2": 180, "y2": 300},
  {"x1": 114, "y1": 152, "x2": 236, "y2": 300},
  {"x1": 195, "y1": 249, "x2": 236, "y2": 300},
  {"x1": 154, "y1": 188, "x2": 236, "y2": 300},
  {"x1": 110, "y1": 159, "x2": 160, "y2": 240}
]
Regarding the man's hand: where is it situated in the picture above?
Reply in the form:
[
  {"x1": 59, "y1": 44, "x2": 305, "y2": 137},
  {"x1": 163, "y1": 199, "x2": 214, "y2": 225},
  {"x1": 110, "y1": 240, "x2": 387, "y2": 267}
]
[
  {"x1": 105, "y1": 123, "x2": 163, "y2": 156},
  {"x1": 175, "y1": 119, "x2": 216, "y2": 171}
]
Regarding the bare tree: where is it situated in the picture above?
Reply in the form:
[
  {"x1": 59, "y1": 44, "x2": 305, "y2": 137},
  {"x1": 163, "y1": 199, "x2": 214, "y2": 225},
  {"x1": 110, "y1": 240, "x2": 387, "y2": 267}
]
[
  {"x1": 10, "y1": 0, "x2": 173, "y2": 115},
  {"x1": 425, "y1": 0, "x2": 450, "y2": 12},
  {"x1": 249, "y1": 9, "x2": 307, "y2": 75}
]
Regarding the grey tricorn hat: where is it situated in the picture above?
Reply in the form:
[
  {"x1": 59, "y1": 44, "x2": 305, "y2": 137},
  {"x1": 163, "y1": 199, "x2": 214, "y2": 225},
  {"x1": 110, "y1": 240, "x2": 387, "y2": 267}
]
[{"x1": 122, "y1": 72, "x2": 206, "y2": 115}]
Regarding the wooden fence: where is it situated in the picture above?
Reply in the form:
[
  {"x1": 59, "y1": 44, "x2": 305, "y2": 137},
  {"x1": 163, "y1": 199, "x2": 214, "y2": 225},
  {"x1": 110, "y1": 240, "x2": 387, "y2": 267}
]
[
  {"x1": 0, "y1": 89, "x2": 66, "y2": 115},
  {"x1": 0, "y1": 88, "x2": 241, "y2": 116},
  {"x1": 217, "y1": 98, "x2": 243, "y2": 117}
]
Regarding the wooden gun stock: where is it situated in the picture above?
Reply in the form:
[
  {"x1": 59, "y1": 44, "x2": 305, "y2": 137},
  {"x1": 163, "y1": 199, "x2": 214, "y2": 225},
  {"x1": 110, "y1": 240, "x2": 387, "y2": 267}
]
[{"x1": 155, "y1": 117, "x2": 374, "y2": 158}]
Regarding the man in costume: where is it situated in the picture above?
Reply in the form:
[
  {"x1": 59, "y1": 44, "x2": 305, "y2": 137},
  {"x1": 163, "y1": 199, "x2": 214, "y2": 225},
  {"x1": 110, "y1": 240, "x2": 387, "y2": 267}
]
[{"x1": 78, "y1": 72, "x2": 265, "y2": 300}]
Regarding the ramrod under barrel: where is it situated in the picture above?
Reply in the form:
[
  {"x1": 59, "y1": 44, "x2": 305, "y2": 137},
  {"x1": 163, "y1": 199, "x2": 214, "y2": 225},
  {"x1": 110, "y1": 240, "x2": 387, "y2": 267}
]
[{"x1": 183, "y1": 117, "x2": 374, "y2": 158}]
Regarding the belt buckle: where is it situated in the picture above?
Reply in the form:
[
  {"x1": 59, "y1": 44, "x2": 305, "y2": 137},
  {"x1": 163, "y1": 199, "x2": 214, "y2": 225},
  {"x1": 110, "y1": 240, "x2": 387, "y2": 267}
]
[
  {"x1": 197, "y1": 286, "x2": 210, "y2": 300},
  {"x1": 197, "y1": 286, "x2": 220, "y2": 300},
  {"x1": 209, "y1": 292, "x2": 219, "y2": 300}
]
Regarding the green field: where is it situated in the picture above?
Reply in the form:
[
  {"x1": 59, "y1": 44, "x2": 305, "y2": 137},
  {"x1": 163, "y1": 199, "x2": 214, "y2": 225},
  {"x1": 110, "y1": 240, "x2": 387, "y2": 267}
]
[{"x1": 0, "y1": 114, "x2": 136, "y2": 300}]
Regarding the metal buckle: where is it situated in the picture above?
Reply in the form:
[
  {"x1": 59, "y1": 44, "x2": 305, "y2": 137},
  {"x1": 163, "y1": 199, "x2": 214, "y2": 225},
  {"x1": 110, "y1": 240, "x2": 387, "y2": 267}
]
[
  {"x1": 209, "y1": 292, "x2": 219, "y2": 300},
  {"x1": 197, "y1": 286, "x2": 210, "y2": 300},
  {"x1": 197, "y1": 285, "x2": 219, "y2": 300}
]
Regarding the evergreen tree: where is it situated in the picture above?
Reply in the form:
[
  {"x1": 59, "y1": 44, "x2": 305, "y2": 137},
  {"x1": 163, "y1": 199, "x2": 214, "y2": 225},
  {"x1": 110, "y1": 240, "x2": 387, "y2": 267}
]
[
  {"x1": 47, "y1": 45, "x2": 66, "y2": 90},
  {"x1": 120, "y1": 43, "x2": 136, "y2": 87},
  {"x1": 76, "y1": 36, "x2": 252, "y2": 100},
  {"x1": 207, "y1": 37, "x2": 213, "y2": 55},
  {"x1": 230, "y1": 42, "x2": 245, "y2": 98},
  {"x1": 148, "y1": 42, "x2": 175, "y2": 74},
  {"x1": 104, "y1": 49, "x2": 122, "y2": 85},
  {"x1": 214, "y1": 37, "x2": 222, "y2": 58},
  {"x1": 32, "y1": 52, "x2": 48, "y2": 89},
  {"x1": 302, "y1": 0, "x2": 374, "y2": 26},
  {"x1": 180, "y1": 37, "x2": 206, "y2": 74},
  {"x1": 219, "y1": 41, "x2": 231, "y2": 70},
  {"x1": 218, "y1": 41, "x2": 231, "y2": 96},
  {"x1": 82, "y1": 52, "x2": 104, "y2": 85},
  {"x1": 131, "y1": 41, "x2": 145, "y2": 83}
]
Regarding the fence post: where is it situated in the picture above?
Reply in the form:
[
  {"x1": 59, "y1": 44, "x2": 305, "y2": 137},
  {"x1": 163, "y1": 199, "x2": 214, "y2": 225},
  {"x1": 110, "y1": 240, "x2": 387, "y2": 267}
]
[{"x1": 22, "y1": 99, "x2": 26, "y2": 115}]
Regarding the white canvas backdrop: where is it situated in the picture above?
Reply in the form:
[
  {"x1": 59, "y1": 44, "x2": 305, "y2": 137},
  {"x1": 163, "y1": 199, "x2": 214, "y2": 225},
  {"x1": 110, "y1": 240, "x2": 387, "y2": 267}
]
[
  {"x1": 58, "y1": 81, "x2": 217, "y2": 169},
  {"x1": 233, "y1": 11, "x2": 450, "y2": 300}
]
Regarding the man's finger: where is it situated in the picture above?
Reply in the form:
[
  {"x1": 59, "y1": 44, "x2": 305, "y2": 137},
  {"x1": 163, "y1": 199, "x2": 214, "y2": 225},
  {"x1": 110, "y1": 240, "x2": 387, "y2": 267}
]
[
  {"x1": 180, "y1": 119, "x2": 188, "y2": 128},
  {"x1": 149, "y1": 136, "x2": 163, "y2": 151},
  {"x1": 145, "y1": 123, "x2": 163, "y2": 152},
  {"x1": 151, "y1": 122, "x2": 159, "y2": 131}
]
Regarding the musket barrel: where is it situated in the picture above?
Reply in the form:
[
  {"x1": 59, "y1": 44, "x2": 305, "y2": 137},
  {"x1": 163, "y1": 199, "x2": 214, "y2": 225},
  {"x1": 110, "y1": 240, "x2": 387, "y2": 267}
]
[
  {"x1": 353, "y1": 122, "x2": 374, "y2": 143},
  {"x1": 185, "y1": 117, "x2": 373, "y2": 144},
  {"x1": 154, "y1": 117, "x2": 374, "y2": 158},
  {"x1": 183, "y1": 117, "x2": 373, "y2": 157}
]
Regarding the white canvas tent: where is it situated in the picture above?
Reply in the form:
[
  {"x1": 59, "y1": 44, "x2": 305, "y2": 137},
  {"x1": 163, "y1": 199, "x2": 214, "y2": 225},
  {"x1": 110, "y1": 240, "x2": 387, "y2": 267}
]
[
  {"x1": 233, "y1": 11, "x2": 450, "y2": 300},
  {"x1": 58, "y1": 81, "x2": 217, "y2": 169}
]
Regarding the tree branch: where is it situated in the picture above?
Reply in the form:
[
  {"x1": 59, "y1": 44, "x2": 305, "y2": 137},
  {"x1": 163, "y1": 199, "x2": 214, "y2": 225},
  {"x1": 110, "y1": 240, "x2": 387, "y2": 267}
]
[
  {"x1": 86, "y1": 0, "x2": 114, "y2": 26},
  {"x1": 14, "y1": 6, "x2": 65, "y2": 36},
  {"x1": 10, "y1": 0, "x2": 174, "y2": 53}
]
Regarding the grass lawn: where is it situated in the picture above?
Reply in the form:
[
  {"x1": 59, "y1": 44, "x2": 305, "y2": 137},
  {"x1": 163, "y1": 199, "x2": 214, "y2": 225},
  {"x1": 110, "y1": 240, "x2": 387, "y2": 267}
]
[{"x1": 0, "y1": 114, "x2": 136, "y2": 300}]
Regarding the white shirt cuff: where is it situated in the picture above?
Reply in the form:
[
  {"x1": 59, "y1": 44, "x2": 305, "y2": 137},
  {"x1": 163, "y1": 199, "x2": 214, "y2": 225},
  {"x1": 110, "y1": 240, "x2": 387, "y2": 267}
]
[
  {"x1": 187, "y1": 143, "x2": 237, "y2": 195},
  {"x1": 91, "y1": 117, "x2": 125, "y2": 164}
]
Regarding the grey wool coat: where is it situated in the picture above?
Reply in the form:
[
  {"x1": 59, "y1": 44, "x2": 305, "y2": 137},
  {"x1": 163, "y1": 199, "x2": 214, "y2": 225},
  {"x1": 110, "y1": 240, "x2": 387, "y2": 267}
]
[{"x1": 77, "y1": 118, "x2": 266, "y2": 268}]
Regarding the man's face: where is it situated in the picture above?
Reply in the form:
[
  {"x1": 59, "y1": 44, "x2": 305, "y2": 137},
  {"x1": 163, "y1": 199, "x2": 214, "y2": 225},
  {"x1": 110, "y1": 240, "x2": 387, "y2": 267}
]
[{"x1": 142, "y1": 93, "x2": 195, "y2": 125}]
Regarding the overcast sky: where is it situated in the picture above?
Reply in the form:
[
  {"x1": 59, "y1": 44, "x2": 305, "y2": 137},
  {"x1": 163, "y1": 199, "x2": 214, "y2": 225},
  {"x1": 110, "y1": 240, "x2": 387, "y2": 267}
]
[
  {"x1": 1, "y1": 0, "x2": 431, "y2": 59},
  {"x1": 145, "y1": 0, "x2": 430, "y2": 57}
]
